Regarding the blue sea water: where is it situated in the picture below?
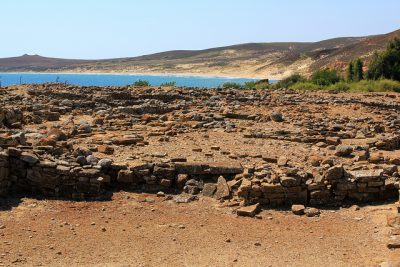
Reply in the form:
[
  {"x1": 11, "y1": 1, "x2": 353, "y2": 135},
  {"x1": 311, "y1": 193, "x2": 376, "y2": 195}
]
[{"x1": 0, "y1": 73, "x2": 266, "y2": 88}]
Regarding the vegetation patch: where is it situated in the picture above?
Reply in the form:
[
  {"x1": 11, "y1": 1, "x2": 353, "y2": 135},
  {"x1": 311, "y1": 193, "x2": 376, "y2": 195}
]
[
  {"x1": 276, "y1": 38, "x2": 400, "y2": 93},
  {"x1": 160, "y1": 81, "x2": 176, "y2": 87},
  {"x1": 133, "y1": 80, "x2": 150, "y2": 87}
]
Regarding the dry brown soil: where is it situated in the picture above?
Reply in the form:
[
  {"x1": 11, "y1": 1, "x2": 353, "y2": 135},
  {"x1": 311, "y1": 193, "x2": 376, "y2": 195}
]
[{"x1": 0, "y1": 193, "x2": 399, "y2": 267}]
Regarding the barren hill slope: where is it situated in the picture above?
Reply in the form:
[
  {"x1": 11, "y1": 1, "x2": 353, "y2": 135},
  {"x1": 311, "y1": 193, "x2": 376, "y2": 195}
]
[{"x1": 0, "y1": 29, "x2": 399, "y2": 79}]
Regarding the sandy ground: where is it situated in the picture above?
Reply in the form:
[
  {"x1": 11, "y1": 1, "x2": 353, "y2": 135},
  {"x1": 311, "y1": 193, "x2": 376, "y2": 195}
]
[{"x1": 0, "y1": 193, "x2": 399, "y2": 267}]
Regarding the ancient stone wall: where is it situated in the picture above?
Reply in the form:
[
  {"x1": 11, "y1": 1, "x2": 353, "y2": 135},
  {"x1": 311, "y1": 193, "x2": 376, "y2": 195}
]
[
  {"x1": 1, "y1": 85, "x2": 400, "y2": 207},
  {"x1": 0, "y1": 145, "x2": 399, "y2": 207},
  {"x1": 0, "y1": 152, "x2": 10, "y2": 197}
]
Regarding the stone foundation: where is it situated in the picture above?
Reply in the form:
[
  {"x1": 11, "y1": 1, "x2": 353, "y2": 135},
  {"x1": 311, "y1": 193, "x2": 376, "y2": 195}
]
[{"x1": 0, "y1": 145, "x2": 398, "y2": 207}]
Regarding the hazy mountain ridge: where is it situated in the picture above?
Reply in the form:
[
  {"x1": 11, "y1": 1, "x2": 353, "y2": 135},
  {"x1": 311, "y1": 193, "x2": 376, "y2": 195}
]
[{"x1": 0, "y1": 29, "x2": 399, "y2": 79}]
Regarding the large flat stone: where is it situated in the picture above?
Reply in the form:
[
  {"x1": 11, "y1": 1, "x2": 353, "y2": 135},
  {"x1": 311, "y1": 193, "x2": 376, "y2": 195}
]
[
  {"x1": 237, "y1": 203, "x2": 260, "y2": 217},
  {"x1": 348, "y1": 169, "x2": 383, "y2": 182},
  {"x1": 175, "y1": 161, "x2": 243, "y2": 175},
  {"x1": 20, "y1": 152, "x2": 39, "y2": 165}
]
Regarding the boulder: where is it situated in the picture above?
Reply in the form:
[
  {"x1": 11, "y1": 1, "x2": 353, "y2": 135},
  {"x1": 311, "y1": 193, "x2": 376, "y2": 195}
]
[
  {"x1": 387, "y1": 214, "x2": 400, "y2": 228},
  {"x1": 277, "y1": 156, "x2": 289, "y2": 167},
  {"x1": 98, "y1": 159, "x2": 113, "y2": 169},
  {"x1": 280, "y1": 176, "x2": 300, "y2": 187},
  {"x1": 335, "y1": 145, "x2": 353, "y2": 157},
  {"x1": 20, "y1": 152, "x2": 39, "y2": 165},
  {"x1": 76, "y1": 156, "x2": 87, "y2": 166},
  {"x1": 214, "y1": 176, "x2": 230, "y2": 199},
  {"x1": 117, "y1": 170, "x2": 134, "y2": 183},
  {"x1": 325, "y1": 165, "x2": 344, "y2": 181},
  {"x1": 176, "y1": 174, "x2": 188, "y2": 188},
  {"x1": 304, "y1": 207, "x2": 320, "y2": 217},
  {"x1": 46, "y1": 112, "x2": 60, "y2": 121},
  {"x1": 86, "y1": 155, "x2": 99, "y2": 165},
  {"x1": 202, "y1": 183, "x2": 217, "y2": 197},
  {"x1": 97, "y1": 145, "x2": 114, "y2": 155},
  {"x1": 291, "y1": 204, "x2": 305, "y2": 215},
  {"x1": 73, "y1": 147, "x2": 92, "y2": 157},
  {"x1": 270, "y1": 111, "x2": 283, "y2": 122},
  {"x1": 160, "y1": 179, "x2": 172, "y2": 187}
]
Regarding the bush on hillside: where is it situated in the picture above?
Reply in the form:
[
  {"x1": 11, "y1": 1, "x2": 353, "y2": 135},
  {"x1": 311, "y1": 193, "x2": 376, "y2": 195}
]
[
  {"x1": 289, "y1": 82, "x2": 322, "y2": 91},
  {"x1": 244, "y1": 81, "x2": 270, "y2": 89},
  {"x1": 310, "y1": 69, "x2": 340, "y2": 86},
  {"x1": 327, "y1": 82, "x2": 351, "y2": 92},
  {"x1": 275, "y1": 74, "x2": 306, "y2": 88},
  {"x1": 348, "y1": 79, "x2": 400, "y2": 92}
]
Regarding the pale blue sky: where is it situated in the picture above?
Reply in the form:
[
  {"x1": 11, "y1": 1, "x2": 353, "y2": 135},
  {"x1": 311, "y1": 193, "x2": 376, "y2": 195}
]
[{"x1": 1, "y1": 0, "x2": 399, "y2": 59}]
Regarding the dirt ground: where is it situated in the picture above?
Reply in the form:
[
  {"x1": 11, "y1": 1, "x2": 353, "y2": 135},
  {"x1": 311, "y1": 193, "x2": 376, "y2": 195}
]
[{"x1": 0, "y1": 193, "x2": 399, "y2": 267}]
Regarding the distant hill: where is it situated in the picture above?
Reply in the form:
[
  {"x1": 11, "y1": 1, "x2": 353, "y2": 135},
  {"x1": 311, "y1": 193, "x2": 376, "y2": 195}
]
[{"x1": 0, "y1": 29, "x2": 399, "y2": 79}]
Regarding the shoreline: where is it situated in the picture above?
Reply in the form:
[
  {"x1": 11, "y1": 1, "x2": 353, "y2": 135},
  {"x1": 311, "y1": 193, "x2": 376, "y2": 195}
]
[{"x1": 0, "y1": 71, "x2": 278, "y2": 80}]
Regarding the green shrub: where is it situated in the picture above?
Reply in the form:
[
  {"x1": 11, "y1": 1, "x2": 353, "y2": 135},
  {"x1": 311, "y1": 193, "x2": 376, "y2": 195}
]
[
  {"x1": 244, "y1": 81, "x2": 256, "y2": 89},
  {"x1": 311, "y1": 69, "x2": 340, "y2": 86},
  {"x1": 133, "y1": 80, "x2": 150, "y2": 87},
  {"x1": 255, "y1": 81, "x2": 270, "y2": 90},
  {"x1": 275, "y1": 74, "x2": 306, "y2": 88},
  {"x1": 289, "y1": 82, "x2": 322, "y2": 91},
  {"x1": 327, "y1": 82, "x2": 350, "y2": 92},
  {"x1": 244, "y1": 81, "x2": 270, "y2": 89},
  {"x1": 222, "y1": 82, "x2": 242, "y2": 89},
  {"x1": 379, "y1": 79, "x2": 400, "y2": 92},
  {"x1": 348, "y1": 79, "x2": 400, "y2": 92},
  {"x1": 160, "y1": 81, "x2": 176, "y2": 87}
]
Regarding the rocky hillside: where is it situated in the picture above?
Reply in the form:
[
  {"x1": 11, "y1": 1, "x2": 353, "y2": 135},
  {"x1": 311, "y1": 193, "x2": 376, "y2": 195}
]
[{"x1": 0, "y1": 29, "x2": 399, "y2": 79}]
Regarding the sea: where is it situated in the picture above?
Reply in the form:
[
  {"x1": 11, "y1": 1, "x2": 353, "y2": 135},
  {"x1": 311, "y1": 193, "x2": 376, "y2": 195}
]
[{"x1": 0, "y1": 73, "x2": 267, "y2": 88}]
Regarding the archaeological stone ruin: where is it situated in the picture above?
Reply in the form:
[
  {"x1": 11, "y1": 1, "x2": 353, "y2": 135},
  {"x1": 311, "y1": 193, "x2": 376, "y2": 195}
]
[{"x1": 1, "y1": 84, "x2": 399, "y2": 216}]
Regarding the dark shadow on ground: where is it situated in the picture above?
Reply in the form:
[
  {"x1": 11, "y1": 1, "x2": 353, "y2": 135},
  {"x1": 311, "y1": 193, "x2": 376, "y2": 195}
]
[{"x1": 0, "y1": 197, "x2": 21, "y2": 211}]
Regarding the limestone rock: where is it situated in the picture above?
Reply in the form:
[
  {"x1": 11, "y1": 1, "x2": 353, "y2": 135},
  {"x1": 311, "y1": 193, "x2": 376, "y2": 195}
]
[
  {"x1": 335, "y1": 145, "x2": 353, "y2": 157},
  {"x1": 270, "y1": 111, "x2": 283, "y2": 122},
  {"x1": 304, "y1": 207, "x2": 320, "y2": 217},
  {"x1": 202, "y1": 183, "x2": 217, "y2": 197},
  {"x1": 325, "y1": 165, "x2": 344, "y2": 181},
  {"x1": 98, "y1": 159, "x2": 113, "y2": 169},
  {"x1": 291, "y1": 204, "x2": 305, "y2": 215},
  {"x1": 117, "y1": 170, "x2": 134, "y2": 183},
  {"x1": 20, "y1": 152, "x2": 39, "y2": 165},
  {"x1": 97, "y1": 145, "x2": 114, "y2": 155},
  {"x1": 237, "y1": 203, "x2": 260, "y2": 217},
  {"x1": 175, "y1": 161, "x2": 243, "y2": 175},
  {"x1": 214, "y1": 176, "x2": 230, "y2": 199},
  {"x1": 280, "y1": 176, "x2": 300, "y2": 187},
  {"x1": 387, "y1": 214, "x2": 400, "y2": 228}
]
